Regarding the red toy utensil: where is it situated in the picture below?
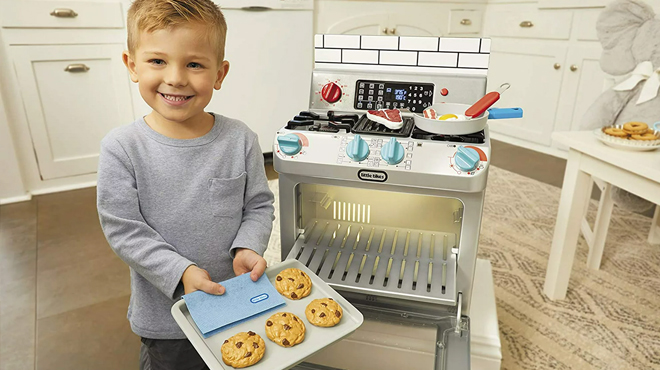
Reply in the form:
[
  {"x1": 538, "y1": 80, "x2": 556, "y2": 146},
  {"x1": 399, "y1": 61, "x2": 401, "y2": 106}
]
[{"x1": 464, "y1": 83, "x2": 510, "y2": 118}]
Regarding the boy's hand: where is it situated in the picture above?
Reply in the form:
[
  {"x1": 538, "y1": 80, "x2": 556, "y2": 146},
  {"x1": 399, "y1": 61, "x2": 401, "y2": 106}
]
[
  {"x1": 181, "y1": 265, "x2": 225, "y2": 295},
  {"x1": 233, "y1": 248, "x2": 267, "y2": 282}
]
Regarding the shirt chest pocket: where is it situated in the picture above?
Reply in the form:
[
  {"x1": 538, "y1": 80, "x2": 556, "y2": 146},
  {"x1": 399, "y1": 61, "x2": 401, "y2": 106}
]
[{"x1": 208, "y1": 172, "x2": 247, "y2": 217}]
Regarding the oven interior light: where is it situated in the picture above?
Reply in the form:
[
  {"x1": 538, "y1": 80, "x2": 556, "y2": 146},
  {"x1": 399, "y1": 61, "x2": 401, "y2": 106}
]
[{"x1": 331, "y1": 201, "x2": 371, "y2": 224}]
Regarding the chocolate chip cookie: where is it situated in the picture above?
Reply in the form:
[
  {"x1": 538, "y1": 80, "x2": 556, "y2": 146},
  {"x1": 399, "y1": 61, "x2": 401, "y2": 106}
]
[
  {"x1": 305, "y1": 298, "x2": 343, "y2": 327},
  {"x1": 275, "y1": 268, "x2": 312, "y2": 300},
  {"x1": 221, "y1": 331, "x2": 265, "y2": 368},
  {"x1": 265, "y1": 312, "x2": 306, "y2": 347}
]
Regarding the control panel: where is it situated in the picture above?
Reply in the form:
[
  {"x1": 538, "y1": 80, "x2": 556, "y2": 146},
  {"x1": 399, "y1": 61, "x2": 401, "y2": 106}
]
[
  {"x1": 353, "y1": 80, "x2": 434, "y2": 113},
  {"x1": 310, "y1": 70, "x2": 487, "y2": 112},
  {"x1": 274, "y1": 130, "x2": 489, "y2": 177}
]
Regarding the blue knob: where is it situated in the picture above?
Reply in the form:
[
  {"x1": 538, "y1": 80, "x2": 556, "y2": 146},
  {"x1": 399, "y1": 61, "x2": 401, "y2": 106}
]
[
  {"x1": 277, "y1": 134, "x2": 302, "y2": 156},
  {"x1": 346, "y1": 134, "x2": 370, "y2": 162},
  {"x1": 455, "y1": 146, "x2": 480, "y2": 172},
  {"x1": 381, "y1": 137, "x2": 405, "y2": 165}
]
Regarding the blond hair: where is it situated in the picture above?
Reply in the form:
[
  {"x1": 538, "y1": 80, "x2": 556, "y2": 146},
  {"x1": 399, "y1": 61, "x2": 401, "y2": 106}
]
[{"x1": 127, "y1": 0, "x2": 227, "y2": 62}]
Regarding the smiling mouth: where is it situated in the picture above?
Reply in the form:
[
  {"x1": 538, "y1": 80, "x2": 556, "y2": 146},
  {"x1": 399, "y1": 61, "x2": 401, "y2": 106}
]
[{"x1": 159, "y1": 92, "x2": 194, "y2": 102}]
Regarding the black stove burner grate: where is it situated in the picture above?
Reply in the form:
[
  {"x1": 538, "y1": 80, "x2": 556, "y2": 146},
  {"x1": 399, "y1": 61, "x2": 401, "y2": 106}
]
[
  {"x1": 411, "y1": 128, "x2": 485, "y2": 144},
  {"x1": 352, "y1": 115, "x2": 414, "y2": 137},
  {"x1": 286, "y1": 111, "x2": 358, "y2": 133}
]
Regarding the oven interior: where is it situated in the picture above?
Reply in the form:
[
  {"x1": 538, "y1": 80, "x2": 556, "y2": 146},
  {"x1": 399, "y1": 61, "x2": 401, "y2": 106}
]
[{"x1": 287, "y1": 183, "x2": 465, "y2": 307}]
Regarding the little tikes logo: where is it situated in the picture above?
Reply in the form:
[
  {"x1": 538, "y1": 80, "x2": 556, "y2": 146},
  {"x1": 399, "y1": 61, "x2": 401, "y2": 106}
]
[
  {"x1": 250, "y1": 293, "x2": 269, "y2": 304},
  {"x1": 358, "y1": 170, "x2": 388, "y2": 183}
]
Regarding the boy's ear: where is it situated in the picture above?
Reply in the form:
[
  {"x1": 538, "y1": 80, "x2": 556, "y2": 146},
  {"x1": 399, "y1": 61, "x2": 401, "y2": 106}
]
[
  {"x1": 214, "y1": 60, "x2": 230, "y2": 90},
  {"x1": 123, "y1": 50, "x2": 139, "y2": 83}
]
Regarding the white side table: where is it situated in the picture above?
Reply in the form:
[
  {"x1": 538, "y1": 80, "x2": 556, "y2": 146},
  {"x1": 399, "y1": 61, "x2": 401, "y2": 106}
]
[{"x1": 544, "y1": 131, "x2": 660, "y2": 300}]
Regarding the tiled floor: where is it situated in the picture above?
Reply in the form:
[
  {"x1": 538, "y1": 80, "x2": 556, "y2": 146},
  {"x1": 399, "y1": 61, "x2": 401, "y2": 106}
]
[{"x1": 0, "y1": 141, "x2": 563, "y2": 370}]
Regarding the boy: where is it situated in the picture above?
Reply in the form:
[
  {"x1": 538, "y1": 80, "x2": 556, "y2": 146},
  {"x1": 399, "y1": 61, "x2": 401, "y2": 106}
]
[{"x1": 96, "y1": 0, "x2": 275, "y2": 368}]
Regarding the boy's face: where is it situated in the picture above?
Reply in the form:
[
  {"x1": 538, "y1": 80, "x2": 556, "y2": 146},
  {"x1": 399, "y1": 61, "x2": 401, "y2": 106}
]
[{"x1": 123, "y1": 24, "x2": 229, "y2": 126}]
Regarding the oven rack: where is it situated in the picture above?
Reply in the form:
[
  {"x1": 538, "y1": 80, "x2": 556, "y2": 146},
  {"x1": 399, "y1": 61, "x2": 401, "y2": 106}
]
[{"x1": 285, "y1": 219, "x2": 458, "y2": 306}]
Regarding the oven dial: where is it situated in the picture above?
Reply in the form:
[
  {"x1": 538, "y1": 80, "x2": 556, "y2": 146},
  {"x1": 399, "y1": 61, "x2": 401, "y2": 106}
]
[
  {"x1": 346, "y1": 134, "x2": 370, "y2": 162},
  {"x1": 277, "y1": 134, "x2": 303, "y2": 156},
  {"x1": 455, "y1": 146, "x2": 480, "y2": 171},
  {"x1": 321, "y1": 82, "x2": 342, "y2": 103},
  {"x1": 381, "y1": 137, "x2": 405, "y2": 165}
]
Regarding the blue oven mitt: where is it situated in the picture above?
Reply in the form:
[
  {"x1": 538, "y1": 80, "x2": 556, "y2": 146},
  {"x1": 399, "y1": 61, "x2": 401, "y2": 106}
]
[{"x1": 182, "y1": 273, "x2": 286, "y2": 338}]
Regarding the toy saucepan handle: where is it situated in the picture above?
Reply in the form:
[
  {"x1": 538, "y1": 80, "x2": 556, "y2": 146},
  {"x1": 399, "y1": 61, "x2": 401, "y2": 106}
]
[
  {"x1": 487, "y1": 107, "x2": 523, "y2": 120},
  {"x1": 465, "y1": 83, "x2": 510, "y2": 118}
]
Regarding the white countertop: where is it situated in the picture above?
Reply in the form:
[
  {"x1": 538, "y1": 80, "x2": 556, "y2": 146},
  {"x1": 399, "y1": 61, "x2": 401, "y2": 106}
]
[{"x1": 552, "y1": 131, "x2": 660, "y2": 184}]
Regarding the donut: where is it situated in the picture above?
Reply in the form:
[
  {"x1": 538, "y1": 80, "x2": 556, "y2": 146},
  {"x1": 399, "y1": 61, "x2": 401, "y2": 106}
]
[
  {"x1": 631, "y1": 132, "x2": 659, "y2": 141},
  {"x1": 623, "y1": 121, "x2": 648, "y2": 134},
  {"x1": 604, "y1": 127, "x2": 628, "y2": 138}
]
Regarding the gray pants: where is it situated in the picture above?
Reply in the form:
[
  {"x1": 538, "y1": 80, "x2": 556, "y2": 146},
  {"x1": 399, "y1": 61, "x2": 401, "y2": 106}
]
[{"x1": 139, "y1": 338, "x2": 210, "y2": 370}]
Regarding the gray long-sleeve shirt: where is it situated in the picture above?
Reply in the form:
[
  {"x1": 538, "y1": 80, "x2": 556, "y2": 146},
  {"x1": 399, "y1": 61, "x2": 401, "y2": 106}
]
[{"x1": 97, "y1": 113, "x2": 275, "y2": 339}]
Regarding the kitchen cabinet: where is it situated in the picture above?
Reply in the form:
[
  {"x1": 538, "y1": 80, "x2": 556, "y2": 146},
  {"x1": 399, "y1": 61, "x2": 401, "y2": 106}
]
[
  {"x1": 323, "y1": 13, "x2": 389, "y2": 35},
  {"x1": 316, "y1": 1, "x2": 485, "y2": 37},
  {"x1": 486, "y1": 39, "x2": 567, "y2": 146},
  {"x1": 0, "y1": 0, "x2": 133, "y2": 197},
  {"x1": 388, "y1": 13, "x2": 443, "y2": 36},
  {"x1": 208, "y1": 4, "x2": 313, "y2": 154},
  {"x1": 323, "y1": 12, "x2": 439, "y2": 36},
  {"x1": 553, "y1": 44, "x2": 611, "y2": 133},
  {"x1": 11, "y1": 44, "x2": 133, "y2": 180},
  {"x1": 0, "y1": 1, "x2": 124, "y2": 29},
  {"x1": 484, "y1": 8, "x2": 573, "y2": 40},
  {"x1": 483, "y1": 3, "x2": 609, "y2": 156}
]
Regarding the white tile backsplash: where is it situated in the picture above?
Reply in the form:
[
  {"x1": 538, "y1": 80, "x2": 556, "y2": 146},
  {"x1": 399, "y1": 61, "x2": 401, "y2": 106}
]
[
  {"x1": 418, "y1": 52, "x2": 458, "y2": 67},
  {"x1": 399, "y1": 37, "x2": 438, "y2": 52},
  {"x1": 379, "y1": 51, "x2": 417, "y2": 66},
  {"x1": 315, "y1": 62, "x2": 488, "y2": 76},
  {"x1": 323, "y1": 35, "x2": 360, "y2": 49},
  {"x1": 313, "y1": 35, "x2": 490, "y2": 75},
  {"x1": 360, "y1": 35, "x2": 399, "y2": 50},
  {"x1": 439, "y1": 38, "x2": 481, "y2": 52},
  {"x1": 315, "y1": 48, "x2": 341, "y2": 63},
  {"x1": 458, "y1": 53, "x2": 489, "y2": 68},
  {"x1": 480, "y1": 38, "x2": 491, "y2": 53},
  {"x1": 342, "y1": 49, "x2": 379, "y2": 64}
]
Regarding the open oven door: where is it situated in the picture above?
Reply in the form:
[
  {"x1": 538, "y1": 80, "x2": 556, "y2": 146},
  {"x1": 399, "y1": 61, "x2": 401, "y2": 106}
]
[
  {"x1": 285, "y1": 223, "x2": 470, "y2": 370},
  {"x1": 285, "y1": 282, "x2": 471, "y2": 370},
  {"x1": 289, "y1": 296, "x2": 470, "y2": 370}
]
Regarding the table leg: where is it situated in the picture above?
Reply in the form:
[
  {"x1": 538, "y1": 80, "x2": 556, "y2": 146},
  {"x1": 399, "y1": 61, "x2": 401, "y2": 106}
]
[
  {"x1": 586, "y1": 182, "x2": 613, "y2": 270},
  {"x1": 544, "y1": 150, "x2": 593, "y2": 300},
  {"x1": 649, "y1": 205, "x2": 660, "y2": 245}
]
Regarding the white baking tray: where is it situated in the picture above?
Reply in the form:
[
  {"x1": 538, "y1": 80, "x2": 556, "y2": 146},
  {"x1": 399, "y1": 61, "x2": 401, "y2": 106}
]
[{"x1": 171, "y1": 259, "x2": 364, "y2": 369}]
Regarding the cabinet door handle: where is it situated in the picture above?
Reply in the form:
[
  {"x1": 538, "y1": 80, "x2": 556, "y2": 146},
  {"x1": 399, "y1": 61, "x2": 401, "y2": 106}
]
[
  {"x1": 554, "y1": 63, "x2": 561, "y2": 70},
  {"x1": 50, "y1": 8, "x2": 78, "y2": 18},
  {"x1": 383, "y1": 28, "x2": 389, "y2": 34},
  {"x1": 570, "y1": 64, "x2": 578, "y2": 72},
  {"x1": 460, "y1": 19, "x2": 472, "y2": 26},
  {"x1": 240, "y1": 6, "x2": 272, "y2": 11},
  {"x1": 390, "y1": 28, "x2": 396, "y2": 35},
  {"x1": 519, "y1": 21, "x2": 534, "y2": 28},
  {"x1": 64, "y1": 64, "x2": 90, "y2": 73}
]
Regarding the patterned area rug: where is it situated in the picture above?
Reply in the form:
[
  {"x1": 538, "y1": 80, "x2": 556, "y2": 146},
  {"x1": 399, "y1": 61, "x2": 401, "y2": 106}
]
[{"x1": 264, "y1": 166, "x2": 660, "y2": 370}]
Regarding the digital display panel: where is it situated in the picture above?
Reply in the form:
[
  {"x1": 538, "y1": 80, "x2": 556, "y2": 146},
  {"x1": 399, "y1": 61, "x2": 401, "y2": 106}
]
[{"x1": 354, "y1": 80, "x2": 435, "y2": 112}]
